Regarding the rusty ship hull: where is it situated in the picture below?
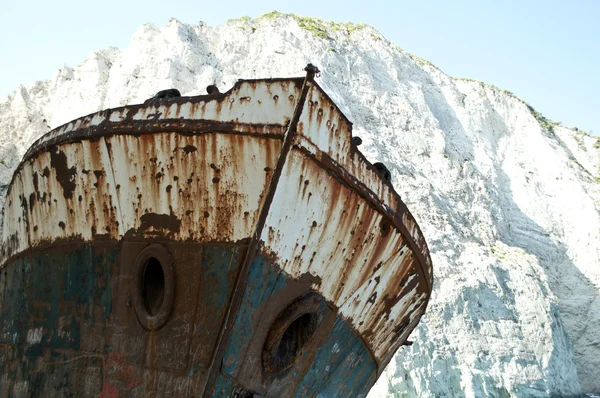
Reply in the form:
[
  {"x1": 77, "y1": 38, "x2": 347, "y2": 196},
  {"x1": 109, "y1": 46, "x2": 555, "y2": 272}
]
[{"x1": 0, "y1": 68, "x2": 433, "y2": 397}]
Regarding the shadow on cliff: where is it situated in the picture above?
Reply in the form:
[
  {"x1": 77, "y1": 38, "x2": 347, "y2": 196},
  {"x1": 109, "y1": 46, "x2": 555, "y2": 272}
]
[
  {"x1": 415, "y1": 72, "x2": 596, "y2": 394},
  {"x1": 390, "y1": 67, "x2": 592, "y2": 394},
  {"x1": 419, "y1": 76, "x2": 595, "y2": 394},
  {"x1": 495, "y1": 166, "x2": 596, "y2": 395}
]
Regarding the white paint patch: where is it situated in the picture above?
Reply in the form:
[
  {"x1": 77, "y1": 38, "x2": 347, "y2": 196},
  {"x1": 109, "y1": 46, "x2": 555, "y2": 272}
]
[{"x1": 26, "y1": 327, "x2": 43, "y2": 345}]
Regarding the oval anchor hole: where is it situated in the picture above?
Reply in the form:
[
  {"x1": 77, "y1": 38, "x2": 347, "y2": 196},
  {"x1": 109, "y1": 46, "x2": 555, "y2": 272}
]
[
  {"x1": 263, "y1": 294, "x2": 325, "y2": 374},
  {"x1": 132, "y1": 243, "x2": 175, "y2": 331},
  {"x1": 276, "y1": 313, "x2": 316, "y2": 369}
]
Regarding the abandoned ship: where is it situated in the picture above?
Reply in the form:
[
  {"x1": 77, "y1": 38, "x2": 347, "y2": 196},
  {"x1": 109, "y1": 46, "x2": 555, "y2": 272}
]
[{"x1": 0, "y1": 65, "x2": 433, "y2": 397}]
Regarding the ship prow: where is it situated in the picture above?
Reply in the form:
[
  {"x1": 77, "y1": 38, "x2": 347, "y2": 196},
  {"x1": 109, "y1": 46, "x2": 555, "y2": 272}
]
[{"x1": 0, "y1": 65, "x2": 432, "y2": 397}]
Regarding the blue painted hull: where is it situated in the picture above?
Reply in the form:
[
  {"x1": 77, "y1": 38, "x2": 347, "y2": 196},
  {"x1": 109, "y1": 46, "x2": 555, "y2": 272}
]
[{"x1": 0, "y1": 241, "x2": 376, "y2": 397}]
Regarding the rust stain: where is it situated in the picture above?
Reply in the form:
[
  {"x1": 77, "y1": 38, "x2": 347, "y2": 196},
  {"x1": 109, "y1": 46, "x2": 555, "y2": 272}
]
[
  {"x1": 49, "y1": 148, "x2": 76, "y2": 199},
  {"x1": 298, "y1": 271, "x2": 322, "y2": 288},
  {"x1": 28, "y1": 193, "x2": 35, "y2": 212},
  {"x1": 139, "y1": 213, "x2": 181, "y2": 234},
  {"x1": 182, "y1": 145, "x2": 197, "y2": 154}
]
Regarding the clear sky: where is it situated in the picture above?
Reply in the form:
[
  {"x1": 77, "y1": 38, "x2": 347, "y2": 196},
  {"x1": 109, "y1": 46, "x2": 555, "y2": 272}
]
[{"x1": 1, "y1": 0, "x2": 598, "y2": 134}]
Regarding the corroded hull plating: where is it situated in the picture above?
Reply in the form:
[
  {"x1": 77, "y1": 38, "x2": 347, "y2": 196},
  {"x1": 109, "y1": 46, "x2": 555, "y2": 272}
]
[{"x1": 0, "y1": 67, "x2": 433, "y2": 397}]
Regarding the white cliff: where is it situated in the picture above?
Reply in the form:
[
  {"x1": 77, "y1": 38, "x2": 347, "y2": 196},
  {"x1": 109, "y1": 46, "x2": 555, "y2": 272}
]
[{"x1": 0, "y1": 13, "x2": 598, "y2": 397}]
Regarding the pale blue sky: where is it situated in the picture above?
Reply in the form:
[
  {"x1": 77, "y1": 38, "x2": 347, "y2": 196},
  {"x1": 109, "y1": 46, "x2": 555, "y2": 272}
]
[{"x1": 1, "y1": 0, "x2": 598, "y2": 134}]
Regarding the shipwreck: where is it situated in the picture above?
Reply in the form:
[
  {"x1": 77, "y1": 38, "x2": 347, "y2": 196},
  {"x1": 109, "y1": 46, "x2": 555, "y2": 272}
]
[{"x1": 0, "y1": 65, "x2": 432, "y2": 397}]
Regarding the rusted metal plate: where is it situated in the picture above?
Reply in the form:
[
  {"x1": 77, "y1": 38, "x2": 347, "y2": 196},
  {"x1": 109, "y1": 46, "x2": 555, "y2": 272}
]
[
  {"x1": 297, "y1": 84, "x2": 354, "y2": 167},
  {"x1": 219, "y1": 254, "x2": 376, "y2": 397},
  {"x1": 1, "y1": 133, "x2": 281, "y2": 262},
  {"x1": 0, "y1": 240, "x2": 250, "y2": 396},
  {"x1": 187, "y1": 245, "x2": 248, "y2": 382},
  {"x1": 296, "y1": 83, "x2": 433, "y2": 289},
  {"x1": 23, "y1": 79, "x2": 303, "y2": 159},
  {"x1": 260, "y1": 147, "x2": 428, "y2": 365}
]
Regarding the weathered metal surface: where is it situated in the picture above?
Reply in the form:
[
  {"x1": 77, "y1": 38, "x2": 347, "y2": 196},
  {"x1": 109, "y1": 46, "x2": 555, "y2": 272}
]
[
  {"x1": 296, "y1": 84, "x2": 433, "y2": 289},
  {"x1": 0, "y1": 66, "x2": 433, "y2": 396},
  {"x1": 1, "y1": 77, "x2": 304, "y2": 263},
  {"x1": 0, "y1": 241, "x2": 249, "y2": 396},
  {"x1": 220, "y1": 255, "x2": 376, "y2": 397},
  {"x1": 200, "y1": 67, "x2": 326, "y2": 395},
  {"x1": 261, "y1": 146, "x2": 428, "y2": 366},
  {"x1": 0, "y1": 244, "x2": 376, "y2": 397},
  {"x1": 22, "y1": 78, "x2": 303, "y2": 161},
  {"x1": 1, "y1": 133, "x2": 282, "y2": 261}
]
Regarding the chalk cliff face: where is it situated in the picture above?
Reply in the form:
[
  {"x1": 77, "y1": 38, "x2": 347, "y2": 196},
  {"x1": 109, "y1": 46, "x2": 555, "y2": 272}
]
[{"x1": 1, "y1": 13, "x2": 598, "y2": 397}]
